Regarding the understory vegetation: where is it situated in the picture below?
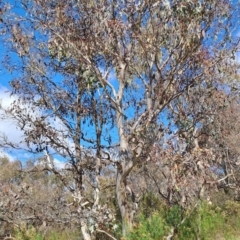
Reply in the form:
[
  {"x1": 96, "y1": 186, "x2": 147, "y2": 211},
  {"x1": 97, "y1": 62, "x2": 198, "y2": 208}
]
[
  {"x1": 6, "y1": 196, "x2": 240, "y2": 240},
  {"x1": 2, "y1": 155, "x2": 240, "y2": 240},
  {"x1": 128, "y1": 199, "x2": 240, "y2": 240}
]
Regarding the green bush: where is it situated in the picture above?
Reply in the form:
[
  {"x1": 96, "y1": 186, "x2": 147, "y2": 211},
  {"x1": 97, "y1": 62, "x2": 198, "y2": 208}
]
[
  {"x1": 44, "y1": 230, "x2": 82, "y2": 240},
  {"x1": 128, "y1": 200, "x2": 240, "y2": 240},
  {"x1": 165, "y1": 204, "x2": 182, "y2": 228},
  {"x1": 140, "y1": 192, "x2": 165, "y2": 218},
  {"x1": 13, "y1": 225, "x2": 82, "y2": 240},
  {"x1": 176, "y1": 202, "x2": 225, "y2": 240},
  {"x1": 14, "y1": 225, "x2": 42, "y2": 240},
  {"x1": 128, "y1": 211, "x2": 170, "y2": 240}
]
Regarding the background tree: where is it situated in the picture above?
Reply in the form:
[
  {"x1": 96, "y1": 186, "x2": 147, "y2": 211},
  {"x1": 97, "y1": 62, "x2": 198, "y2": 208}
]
[
  {"x1": 0, "y1": 157, "x2": 75, "y2": 237},
  {"x1": 198, "y1": 88, "x2": 240, "y2": 201},
  {"x1": 0, "y1": 0, "x2": 239, "y2": 238}
]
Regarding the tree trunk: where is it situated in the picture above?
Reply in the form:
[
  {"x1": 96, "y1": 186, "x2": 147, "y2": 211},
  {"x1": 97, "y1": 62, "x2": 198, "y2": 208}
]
[
  {"x1": 122, "y1": 211, "x2": 133, "y2": 237},
  {"x1": 116, "y1": 171, "x2": 133, "y2": 237},
  {"x1": 80, "y1": 219, "x2": 92, "y2": 240}
]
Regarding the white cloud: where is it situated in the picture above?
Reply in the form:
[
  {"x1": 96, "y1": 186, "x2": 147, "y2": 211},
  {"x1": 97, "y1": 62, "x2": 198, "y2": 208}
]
[
  {"x1": 53, "y1": 158, "x2": 66, "y2": 169},
  {"x1": 0, "y1": 86, "x2": 25, "y2": 146},
  {"x1": 0, "y1": 85, "x2": 70, "y2": 169},
  {"x1": 0, "y1": 149, "x2": 16, "y2": 162},
  {"x1": 0, "y1": 85, "x2": 65, "y2": 147}
]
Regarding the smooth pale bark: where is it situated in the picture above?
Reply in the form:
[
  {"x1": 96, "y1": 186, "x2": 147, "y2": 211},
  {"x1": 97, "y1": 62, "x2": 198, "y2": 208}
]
[
  {"x1": 116, "y1": 155, "x2": 136, "y2": 237},
  {"x1": 80, "y1": 219, "x2": 92, "y2": 240},
  {"x1": 116, "y1": 172, "x2": 133, "y2": 237}
]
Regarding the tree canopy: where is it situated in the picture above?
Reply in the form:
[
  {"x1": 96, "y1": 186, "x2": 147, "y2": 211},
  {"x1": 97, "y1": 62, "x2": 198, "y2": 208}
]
[{"x1": 0, "y1": 0, "x2": 240, "y2": 239}]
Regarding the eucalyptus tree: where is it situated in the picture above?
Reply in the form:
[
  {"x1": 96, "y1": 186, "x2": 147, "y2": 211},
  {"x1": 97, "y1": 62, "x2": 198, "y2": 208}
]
[
  {"x1": 199, "y1": 89, "x2": 240, "y2": 198},
  {"x1": 0, "y1": 0, "x2": 239, "y2": 238}
]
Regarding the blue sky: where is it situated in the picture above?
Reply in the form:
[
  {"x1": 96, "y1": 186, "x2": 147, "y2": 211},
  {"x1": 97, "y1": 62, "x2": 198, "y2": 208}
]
[{"x1": 0, "y1": 1, "x2": 119, "y2": 165}]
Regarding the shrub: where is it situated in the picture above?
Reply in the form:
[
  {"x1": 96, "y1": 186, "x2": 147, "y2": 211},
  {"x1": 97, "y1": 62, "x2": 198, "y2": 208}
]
[
  {"x1": 128, "y1": 200, "x2": 240, "y2": 240},
  {"x1": 127, "y1": 211, "x2": 170, "y2": 240},
  {"x1": 14, "y1": 224, "x2": 42, "y2": 240}
]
